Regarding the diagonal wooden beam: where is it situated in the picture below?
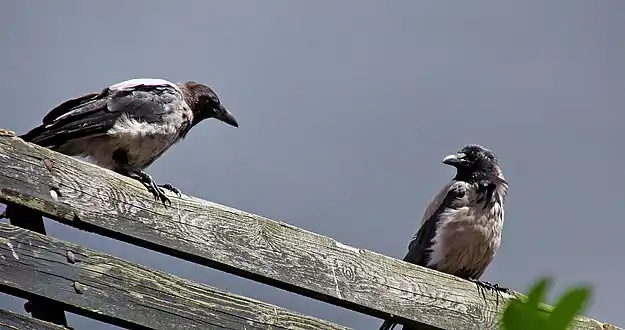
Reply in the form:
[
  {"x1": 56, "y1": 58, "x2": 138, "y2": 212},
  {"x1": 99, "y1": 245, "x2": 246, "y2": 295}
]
[{"x1": 0, "y1": 133, "x2": 617, "y2": 330}]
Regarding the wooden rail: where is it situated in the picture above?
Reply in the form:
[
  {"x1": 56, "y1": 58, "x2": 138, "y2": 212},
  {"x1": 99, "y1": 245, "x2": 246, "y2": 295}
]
[
  {"x1": 0, "y1": 132, "x2": 620, "y2": 330},
  {"x1": 0, "y1": 309, "x2": 68, "y2": 330},
  {"x1": 4, "y1": 203, "x2": 69, "y2": 327},
  {"x1": 0, "y1": 223, "x2": 347, "y2": 330}
]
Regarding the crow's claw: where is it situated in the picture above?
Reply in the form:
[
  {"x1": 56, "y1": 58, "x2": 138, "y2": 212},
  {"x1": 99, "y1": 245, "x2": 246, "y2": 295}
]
[
  {"x1": 118, "y1": 167, "x2": 173, "y2": 207},
  {"x1": 469, "y1": 278, "x2": 488, "y2": 301},
  {"x1": 469, "y1": 278, "x2": 512, "y2": 306},
  {"x1": 159, "y1": 183, "x2": 182, "y2": 197},
  {"x1": 135, "y1": 171, "x2": 171, "y2": 207},
  {"x1": 148, "y1": 182, "x2": 171, "y2": 206}
]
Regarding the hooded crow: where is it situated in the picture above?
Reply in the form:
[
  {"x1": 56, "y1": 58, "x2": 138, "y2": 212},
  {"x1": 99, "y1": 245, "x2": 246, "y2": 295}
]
[
  {"x1": 378, "y1": 144, "x2": 509, "y2": 330},
  {"x1": 20, "y1": 78, "x2": 239, "y2": 205}
]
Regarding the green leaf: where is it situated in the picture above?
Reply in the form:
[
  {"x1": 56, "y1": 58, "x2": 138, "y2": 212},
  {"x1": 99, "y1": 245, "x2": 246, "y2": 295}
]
[
  {"x1": 501, "y1": 279, "x2": 551, "y2": 330},
  {"x1": 501, "y1": 299, "x2": 527, "y2": 330},
  {"x1": 501, "y1": 299, "x2": 549, "y2": 330},
  {"x1": 499, "y1": 278, "x2": 593, "y2": 330},
  {"x1": 524, "y1": 278, "x2": 551, "y2": 311},
  {"x1": 543, "y1": 286, "x2": 591, "y2": 330}
]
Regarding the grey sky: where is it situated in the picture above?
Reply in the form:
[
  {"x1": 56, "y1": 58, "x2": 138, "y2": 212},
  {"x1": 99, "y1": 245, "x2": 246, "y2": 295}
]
[{"x1": 1, "y1": 1, "x2": 624, "y2": 329}]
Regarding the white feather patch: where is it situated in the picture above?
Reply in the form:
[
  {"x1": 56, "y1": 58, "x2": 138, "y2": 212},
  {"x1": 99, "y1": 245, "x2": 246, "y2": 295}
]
[{"x1": 109, "y1": 78, "x2": 182, "y2": 94}]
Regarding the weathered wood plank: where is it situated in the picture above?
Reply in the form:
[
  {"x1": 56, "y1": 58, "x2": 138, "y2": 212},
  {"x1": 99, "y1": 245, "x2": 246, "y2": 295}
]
[
  {"x1": 0, "y1": 135, "x2": 615, "y2": 330},
  {"x1": 4, "y1": 204, "x2": 68, "y2": 327},
  {"x1": 0, "y1": 128, "x2": 67, "y2": 327},
  {"x1": 0, "y1": 308, "x2": 67, "y2": 330},
  {"x1": 0, "y1": 222, "x2": 349, "y2": 330}
]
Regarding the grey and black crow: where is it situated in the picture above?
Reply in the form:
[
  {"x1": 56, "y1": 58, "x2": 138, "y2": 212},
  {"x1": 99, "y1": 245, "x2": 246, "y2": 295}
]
[
  {"x1": 378, "y1": 144, "x2": 509, "y2": 330},
  {"x1": 20, "y1": 78, "x2": 238, "y2": 205}
]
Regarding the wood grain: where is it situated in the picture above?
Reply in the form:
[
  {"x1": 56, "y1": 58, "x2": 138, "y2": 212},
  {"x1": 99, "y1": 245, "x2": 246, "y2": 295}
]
[
  {"x1": 0, "y1": 222, "x2": 349, "y2": 330},
  {"x1": 4, "y1": 204, "x2": 68, "y2": 327},
  {"x1": 0, "y1": 135, "x2": 616, "y2": 330},
  {"x1": 0, "y1": 309, "x2": 67, "y2": 330}
]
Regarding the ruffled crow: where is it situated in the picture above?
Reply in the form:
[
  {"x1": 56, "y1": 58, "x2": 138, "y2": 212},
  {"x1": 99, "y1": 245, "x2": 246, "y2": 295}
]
[
  {"x1": 20, "y1": 78, "x2": 239, "y2": 205},
  {"x1": 378, "y1": 144, "x2": 509, "y2": 330}
]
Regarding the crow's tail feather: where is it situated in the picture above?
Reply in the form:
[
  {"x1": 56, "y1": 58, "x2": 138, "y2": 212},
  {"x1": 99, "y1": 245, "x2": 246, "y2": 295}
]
[
  {"x1": 19, "y1": 124, "x2": 80, "y2": 149},
  {"x1": 19, "y1": 125, "x2": 47, "y2": 145},
  {"x1": 19, "y1": 90, "x2": 112, "y2": 148}
]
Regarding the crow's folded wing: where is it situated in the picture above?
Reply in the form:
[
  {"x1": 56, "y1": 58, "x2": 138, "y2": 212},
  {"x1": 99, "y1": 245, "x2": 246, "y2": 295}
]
[
  {"x1": 21, "y1": 79, "x2": 184, "y2": 147},
  {"x1": 403, "y1": 181, "x2": 468, "y2": 266}
]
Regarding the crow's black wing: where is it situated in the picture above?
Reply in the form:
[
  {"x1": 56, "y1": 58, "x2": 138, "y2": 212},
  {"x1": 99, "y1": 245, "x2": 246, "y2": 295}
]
[
  {"x1": 403, "y1": 181, "x2": 467, "y2": 266},
  {"x1": 21, "y1": 79, "x2": 183, "y2": 148}
]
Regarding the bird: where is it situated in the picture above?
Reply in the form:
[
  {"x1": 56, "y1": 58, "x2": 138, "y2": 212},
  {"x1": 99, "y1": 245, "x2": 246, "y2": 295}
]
[
  {"x1": 20, "y1": 78, "x2": 239, "y2": 206},
  {"x1": 378, "y1": 144, "x2": 509, "y2": 330}
]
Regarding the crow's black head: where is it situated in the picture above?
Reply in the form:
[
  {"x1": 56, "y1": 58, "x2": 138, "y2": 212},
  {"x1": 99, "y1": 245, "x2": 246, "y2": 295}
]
[
  {"x1": 182, "y1": 81, "x2": 238, "y2": 128},
  {"x1": 442, "y1": 144, "x2": 499, "y2": 181}
]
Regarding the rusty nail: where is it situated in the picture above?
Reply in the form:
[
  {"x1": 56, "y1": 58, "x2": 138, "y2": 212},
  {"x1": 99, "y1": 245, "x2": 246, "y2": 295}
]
[
  {"x1": 43, "y1": 158, "x2": 54, "y2": 172},
  {"x1": 73, "y1": 281, "x2": 86, "y2": 294}
]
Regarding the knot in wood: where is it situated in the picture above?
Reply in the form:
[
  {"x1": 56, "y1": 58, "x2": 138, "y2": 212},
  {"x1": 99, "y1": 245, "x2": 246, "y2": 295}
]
[{"x1": 334, "y1": 260, "x2": 356, "y2": 282}]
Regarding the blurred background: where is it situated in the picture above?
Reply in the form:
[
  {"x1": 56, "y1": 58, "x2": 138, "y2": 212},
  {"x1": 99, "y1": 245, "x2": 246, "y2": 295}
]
[{"x1": 1, "y1": 1, "x2": 623, "y2": 329}]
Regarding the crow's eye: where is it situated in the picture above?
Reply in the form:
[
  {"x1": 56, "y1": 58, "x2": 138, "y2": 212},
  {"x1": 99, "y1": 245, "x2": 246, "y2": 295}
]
[{"x1": 201, "y1": 94, "x2": 217, "y2": 105}]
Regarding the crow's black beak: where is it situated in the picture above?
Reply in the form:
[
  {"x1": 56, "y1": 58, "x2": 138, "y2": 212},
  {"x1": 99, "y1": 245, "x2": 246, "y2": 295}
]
[
  {"x1": 214, "y1": 105, "x2": 239, "y2": 127},
  {"x1": 442, "y1": 153, "x2": 463, "y2": 166}
]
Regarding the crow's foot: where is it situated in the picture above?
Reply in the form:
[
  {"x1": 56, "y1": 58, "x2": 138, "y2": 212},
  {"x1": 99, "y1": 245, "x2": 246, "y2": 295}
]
[
  {"x1": 159, "y1": 183, "x2": 182, "y2": 197},
  {"x1": 469, "y1": 278, "x2": 488, "y2": 301},
  {"x1": 469, "y1": 278, "x2": 512, "y2": 306},
  {"x1": 113, "y1": 151, "x2": 172, "y2": 206},
  {"x1": 478, "y1": 280, "x2": 512, "y2": 294},
  {"x1": 128, "y1": 170, "x2": 171, "y2": 206}
]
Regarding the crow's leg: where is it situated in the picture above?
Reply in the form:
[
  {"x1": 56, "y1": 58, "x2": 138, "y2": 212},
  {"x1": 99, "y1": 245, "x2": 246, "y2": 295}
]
[
  {"x1": 469, "y1": 278, "x2": 488, "y2": 301},
  {"x1": 476, "y1": 280, "x2": 512, "y2": 294},
  {"x1": 127, "y1": 170, "x2": 171, "y2": 206},
  {"x1": 158, "y1": 183, "x2": 182, "y2": 197},
  {"x1": 113, "y1": 149, "x2": 172, "y2": 206},
  {"x1": 468, "y1": 278, "x2": 512, "y2": 306}
]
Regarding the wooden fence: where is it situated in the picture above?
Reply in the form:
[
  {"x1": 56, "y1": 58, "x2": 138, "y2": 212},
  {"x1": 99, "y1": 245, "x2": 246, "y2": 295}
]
[{"x1": 0, "y1": 130, "x2": 619, "y2": 330}]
